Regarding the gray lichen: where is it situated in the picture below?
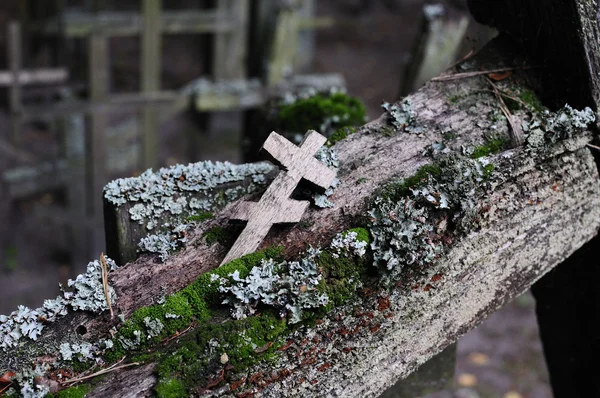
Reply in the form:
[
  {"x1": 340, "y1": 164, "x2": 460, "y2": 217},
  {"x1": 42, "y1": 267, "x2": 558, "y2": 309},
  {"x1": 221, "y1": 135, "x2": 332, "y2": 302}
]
[
  {"x1": 330, "y1": 230, "x2": 368, "y2": 258},
  {"x1": 138, "y1": 224, "x2": 188, "y2": 262},
  {"x1": 525, "y1": 104, "x2": 596, "y2": 150},
  {"x1": 143, "y1": 317, "x2": 164, "y2": 340},
  {"x1": 105, "y1": 161, "x2": 273, "y2": 227},
  {"x1": 65, "y1": 258, "x2": 118, "y2": 313},
  {"x1": 12, "y1": 364, "x2": 50, "y2": 398},
  {"x1": 313, "y1": 146, "x2": 340, "y2": 208},
  {"x1": 369, "y1": 155, "x2": 491, "y2": 280},
  {"x1": 105, "y1": 160, "x2": 274, "y2": 261},
  {"x1": 218, "y1": 248, "x2": 328, "y2": 324},
  {"x1": 382, "y1": 100, "x2": 422, "y2": 133},
  {"x1": 218, "y1": 230, "x2": 368, "y2": 324},
  {"x1": 59, "y1": 341, "x2": 97, "y2": 362},
  {"x1": 0, "y1": 257, "x2": 118, "y2": 350}
]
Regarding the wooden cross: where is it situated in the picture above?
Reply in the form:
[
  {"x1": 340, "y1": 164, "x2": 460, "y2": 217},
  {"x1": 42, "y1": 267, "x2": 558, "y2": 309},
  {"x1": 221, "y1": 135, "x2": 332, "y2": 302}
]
[{"x1": 220, "y1": 130, "x2": 336, "y2": 265}]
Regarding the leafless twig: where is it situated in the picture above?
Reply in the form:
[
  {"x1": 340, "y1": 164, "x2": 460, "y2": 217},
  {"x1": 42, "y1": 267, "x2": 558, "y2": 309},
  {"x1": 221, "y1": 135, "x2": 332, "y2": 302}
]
[
  {"x1": 486, "y1": 77, "x2": 524, "y2": 147},
  {"x1": 432, "y1": 66, "x2": 537, "y2": 82},
  {"x1": 474, "y1": 89, "x2": 527, "y2": 107},
  {"x1": 61, "y1": 358, "x2": 139, "y2": 386},
  {"x1": 99, "y1": 253, "x2": 113, "y2": 318},
  {"x1": 0, "y1": 382, "x2": 14, "y2": 395},
  {"x1": 586, "y1": 143, "x2": 600, "y2": 151},
  {"x1": 447, "y1": 48, "x2": 476, "y2": 70}
]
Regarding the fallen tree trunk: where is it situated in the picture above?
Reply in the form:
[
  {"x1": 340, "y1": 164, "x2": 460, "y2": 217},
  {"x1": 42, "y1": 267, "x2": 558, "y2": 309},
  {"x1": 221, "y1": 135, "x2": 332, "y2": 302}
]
[{"x1": 1, "y1": 37, "x2": 599, "y2": 397}]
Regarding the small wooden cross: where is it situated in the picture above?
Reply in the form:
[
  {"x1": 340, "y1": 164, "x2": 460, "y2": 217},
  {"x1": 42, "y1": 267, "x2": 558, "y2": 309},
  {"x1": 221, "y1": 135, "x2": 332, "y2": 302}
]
[{"x1": 220, "y1": 130, "x2": 336, "y2": 265}]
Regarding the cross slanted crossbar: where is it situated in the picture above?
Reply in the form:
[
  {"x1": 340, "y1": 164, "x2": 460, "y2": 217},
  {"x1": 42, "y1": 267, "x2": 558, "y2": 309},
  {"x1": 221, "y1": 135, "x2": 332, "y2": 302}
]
[{"x1": 220, "y1": 130, "x2": 336, "y2": 265}]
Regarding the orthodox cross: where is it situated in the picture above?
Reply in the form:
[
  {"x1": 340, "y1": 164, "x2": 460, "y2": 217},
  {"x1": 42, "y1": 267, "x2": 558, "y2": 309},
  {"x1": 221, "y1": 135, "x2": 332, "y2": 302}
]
[{"x1": 220, "y1": 130, "x2": 336, "y2": 265}]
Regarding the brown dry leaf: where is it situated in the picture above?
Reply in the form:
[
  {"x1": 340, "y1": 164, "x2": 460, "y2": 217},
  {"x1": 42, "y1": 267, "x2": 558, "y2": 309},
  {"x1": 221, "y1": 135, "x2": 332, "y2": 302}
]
[
  {"x1": 468, "y1": 352, "x2": 490, "y2": 366},
  {"x1": 457, "y1": 373, "x2": 478, "y2": 387},
  {"x1": 504, "y1": 391, "x2": 523, "y2": 398},
  {"x1": 254, "y1": 341, "x2": 273, "y2": 354},
  {"x1": 488, "y1": 70, "x2": 513, "y2": 81},
  {"x1": 0, "y1": 371, "x2": 15, "y2": 384}
]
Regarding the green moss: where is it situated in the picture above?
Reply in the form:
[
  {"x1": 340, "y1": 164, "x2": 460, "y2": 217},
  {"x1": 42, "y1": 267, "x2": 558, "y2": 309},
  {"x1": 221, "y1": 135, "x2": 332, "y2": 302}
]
[
  {"x1": 483, "y1": 164, "x2": 495, "y2": 177},
  {"x1": 104, "y1": 246, "x2": 284, "y2": 363},
  {"x1": 446, "y1": 94, "x2": 464, "y2": 104},
  {"x1": 155, "y1": 313, "x2": 288, "y2": 397},
  {"x1": 328, "y1": 126, "x2": 358, "y2": 146},
  {"x1": 318, "y1": 253, "x2": 368, "y2": 310},
  {"x1": 504, "y1": 96, "x2": 521, "y2": 112},
  {"x1": 155, "y1": 377, "x2": 187, "y2": 398},
  {"x1": 186, "y1": 212, "x2": 214, "y2": 223},
  {"x1": 470, "y1": 137, "x2": 509, "y2": 158},
  {"x1": 519, "y1": 88, "x2": 545, "y2": 113},
  {"x1": 376, "y1": 163, "x2": 443, "y2": 202},
  {"x1": 275, "y1": 92, "x2": 366, "y2": 137},
  {"x1": 347, "y1": 227, "x2": 370, "y2": 244},
  {"x1": 203, "y1": 225, "x2": 241, "y2": 245},
  {"x1": 48, "y1": 384, "x2": 90, "y2": 398},
  {"x1": 442, "y1": 131, "x2": 457, "y2": 141},
  {"x1": 380, "y1": 125, "x2": 395, "y2": 137},
  {"x1": 315, "y1": 228, "x2": 371, "y2": 311}
]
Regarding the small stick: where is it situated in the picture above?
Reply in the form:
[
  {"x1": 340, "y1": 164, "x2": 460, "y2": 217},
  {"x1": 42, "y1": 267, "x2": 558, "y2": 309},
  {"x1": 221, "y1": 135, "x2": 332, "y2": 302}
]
[
  {"x1": 61, "y1": 360, "x2": 139, "y2": 385},
  {"x1": 161, "y1": 321, "x2": 197, "y2": 346},
  {"x1": 474, "y1": 89, "x2": 528, "y2": 107},
  {"x1": 586, "y1": 143, "x2": 600, "y2": 151},
  {"x1": 99, "y1": 253, "x2": 113, "y2": 318},
  {"x1": 486, "y1": 77, "x2": 524, "y2": 147},
  {"x1": 447, "y1": 48, "x2": 476, "y2": 70},
  {"x1": 0, "y1": 382, "x2": 13, "y2": 395},
  {"x1": 431, "y1": 66, "x2": 537, "y2": 82}
]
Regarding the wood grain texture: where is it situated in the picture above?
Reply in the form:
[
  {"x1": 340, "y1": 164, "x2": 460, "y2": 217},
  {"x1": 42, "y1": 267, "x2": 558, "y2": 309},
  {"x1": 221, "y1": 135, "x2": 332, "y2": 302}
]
[{"x1": 221, "y1": 130, "x2": 335, "y2": 264}]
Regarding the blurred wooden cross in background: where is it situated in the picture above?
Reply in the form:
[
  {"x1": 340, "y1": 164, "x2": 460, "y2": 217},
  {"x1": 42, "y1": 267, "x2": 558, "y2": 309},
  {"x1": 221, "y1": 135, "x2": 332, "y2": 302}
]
[{"x1": 220, "y1": 130, "x2": 336, "y2": 265}]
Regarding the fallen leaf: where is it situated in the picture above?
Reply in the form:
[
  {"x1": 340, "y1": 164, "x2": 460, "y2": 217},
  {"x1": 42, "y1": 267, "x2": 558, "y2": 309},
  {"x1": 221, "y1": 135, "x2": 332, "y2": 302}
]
[
  {"x1": 457, "y1": 373, "x2": 478, "y2": 387},
  {"x1": 254, "y1": 341, "x2": 273, "y2": 354},
  {"x1": 0, "y1": 371, "x2": 15, "y2": 384},
  {"x1": 468, "y1": 352, "x2": 490, "y2": 366},
  {"x1": 504, "y1": 391, "x2": 523, "y2": 398},
  {"x1": 488, "y1": 70, "x2": 513, "y2": 81}
]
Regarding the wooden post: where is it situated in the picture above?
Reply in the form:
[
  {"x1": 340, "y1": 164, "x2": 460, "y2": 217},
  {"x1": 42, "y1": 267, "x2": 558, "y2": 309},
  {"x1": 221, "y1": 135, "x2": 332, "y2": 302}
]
[
  {"x1": 85, "y1": 33, "x2": 109, "y2": 261},
  {"x1": 213, "y1": 0, "x2": 249, "y2": 80},
  {"x1": 531, "y1": 235, "x2": 600, "y2": 397},
  {"x1": 468, "y1": 0, "x2": 600, "y2": 112},
  {"x1": 295, "y1": 0, "x2": 316, "y2": 73},
  {"x1": 400, "y1": 4, "x2": 469, "y2": 97},
  {"x1": 8, "y1": 22, "x2": 23, "y2": 146},
  {"x1": 140, "y1": 0, "x2": 162, "y2": 171},
  {"x1": 63, "y1": 110, "x2": 89, "y2": 269},
  {"x1": 266, "y1": 4, "x2": 299, "y2": 86},
  {"x1": 467, "y1": 1, "x2": 600, "y2": 396}
]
